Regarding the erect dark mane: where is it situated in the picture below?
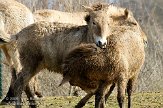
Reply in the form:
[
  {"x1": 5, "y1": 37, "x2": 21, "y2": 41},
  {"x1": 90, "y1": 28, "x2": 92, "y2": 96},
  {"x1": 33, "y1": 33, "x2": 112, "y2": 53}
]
[
  {"x1": 91, "y1": 3, "x2": 104, "y2": 11},
  {"x1": 91, "y1": 3, "x2": 116, "y2": 11}
]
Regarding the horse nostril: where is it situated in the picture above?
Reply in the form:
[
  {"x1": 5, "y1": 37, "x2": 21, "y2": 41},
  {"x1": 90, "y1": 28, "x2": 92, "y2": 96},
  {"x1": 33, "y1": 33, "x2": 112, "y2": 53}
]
[
  {"x1": 98, "y1": 41, "x2": 102, "y2": 47},
  {"x1": 103, "y1": 42, "x2": 107, "y2": 46},
  {"x1": 97, "y1": 41, "x2": 107, "y2": 49},
  {"x1": 102, "y1": 42, "x2": 107, "y2": 49}
]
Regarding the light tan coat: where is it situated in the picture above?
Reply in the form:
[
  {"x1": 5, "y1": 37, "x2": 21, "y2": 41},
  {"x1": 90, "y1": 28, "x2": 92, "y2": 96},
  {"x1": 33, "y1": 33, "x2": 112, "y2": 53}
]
[
  {"x1": 0, "y1": 0, "x2": 34, "y2": 70},
  {"x1": 34, "y1": 9, "x2": 88, "y2": 25},
  {"x1": 0, "y1": 0, "x2": 37, "y2": 104}
]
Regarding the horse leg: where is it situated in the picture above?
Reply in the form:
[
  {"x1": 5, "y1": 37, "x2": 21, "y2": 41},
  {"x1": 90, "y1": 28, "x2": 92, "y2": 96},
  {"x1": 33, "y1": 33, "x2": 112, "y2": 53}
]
[
  {"x1": 105, "y1": 83, "x2": 116, "y2": 102},
  {"x1": 117, "y1": 78, "x2": 127, "y2": 108},
  {"x1": 25, "y1": 83, "x2": 37, "y2": 108},
  {"x1": 75, "y1": 92, "x2": 94, "y2": 108},
  {"x1": 1, "y1": 68, "x2": 38, "y2": 106},
  {"x1": 127, "y1": 77, "x2": 137, "y2": 108},
  {"x1": 0, "y1": 46, "x2": 15, "y2": 104},
  {"x1": 95, "y1": 81, "x2": 110, "y2": 108},
  {"x1": 75, "y1": 82, "x2": 115, "y2": 108},
  {"x1": 1, "y1": 67, "x2": 17, "y2": 104},
  {"x1": 32, "y1": 76, "x2": 43, "y2": 98},
  {"x1": 13, "y1": 67, "x2": 40, "y2": 108},
  {"x1": 0, "y1": 46, "x2": 14, "y2": 104}
]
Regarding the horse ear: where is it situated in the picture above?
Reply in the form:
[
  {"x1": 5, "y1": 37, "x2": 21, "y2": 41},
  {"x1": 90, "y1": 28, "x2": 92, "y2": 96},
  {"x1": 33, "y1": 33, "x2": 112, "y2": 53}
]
[
  {"x1": 82, "y1": 5, "x2": 93, "y2": 12},
  {"x1": 124, "y1": 8, "x2": 129, "y2": 19},
  {"x1": 82, "y1": 5, "x2": 92, "y2": 23},
  {"x1": 85, "y1": 14, "x2": 90, "y2": 24}
]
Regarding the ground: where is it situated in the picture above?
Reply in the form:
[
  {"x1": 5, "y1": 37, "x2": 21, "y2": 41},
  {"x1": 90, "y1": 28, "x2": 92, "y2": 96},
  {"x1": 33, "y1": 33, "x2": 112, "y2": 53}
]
[{"x1": 0, "y1": 92, "x2": 163, "y2": 108}]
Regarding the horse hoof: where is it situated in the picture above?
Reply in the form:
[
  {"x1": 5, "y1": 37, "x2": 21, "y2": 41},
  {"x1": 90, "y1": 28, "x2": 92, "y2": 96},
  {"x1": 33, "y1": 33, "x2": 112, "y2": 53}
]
[
  {"x1": 0, "y1": 98, "x2": 10, "y2": 105},
  {"x1": 35, "y1": 91, "x2": 43, "y2": 98}
]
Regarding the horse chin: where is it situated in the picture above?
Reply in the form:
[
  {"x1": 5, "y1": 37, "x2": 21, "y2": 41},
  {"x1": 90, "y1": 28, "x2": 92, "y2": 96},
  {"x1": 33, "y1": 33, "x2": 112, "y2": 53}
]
[
  {"x1": 96, "y1": 43, "x2": 107, "y2": 49},
  {"x1": 100, "y1": 44, "x2": 107, "y2": 49}
]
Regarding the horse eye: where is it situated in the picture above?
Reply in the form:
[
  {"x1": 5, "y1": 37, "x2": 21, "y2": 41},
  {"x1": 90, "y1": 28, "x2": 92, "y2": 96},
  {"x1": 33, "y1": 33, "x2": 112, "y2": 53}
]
[{"x1": 93, "y1": 22, "x2": 96, "y2": 25}]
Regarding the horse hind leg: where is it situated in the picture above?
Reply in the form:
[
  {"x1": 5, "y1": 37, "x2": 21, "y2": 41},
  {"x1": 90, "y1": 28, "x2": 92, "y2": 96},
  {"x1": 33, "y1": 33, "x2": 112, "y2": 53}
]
[
  {"x1": 127, "y1": 76, "x2": 137, "y2": 108},
  {"x1": 0, "y1": 46, "x2": 16, "y2": 104},
  {"x1": 32, "y1": 76, "x2": 43, "y2": 98},
  {"x1": 13, "y1": 66, "x2": 41, "y2": 108},
  {"x1": 1, "y1": 67, "x2": 16, "y2": 104},
  {"x1": 95, "y1": 81, "x2": 111, "y2": 108},
  {"x1": 25, "y1": 83, "x2": 37, "y2": 108},
  {"x1": 105, "y1": 83, "x2": 116, "y2": 102},
  {"x1": 0, "y1": 68, "x2": 38, "y2": 108}
]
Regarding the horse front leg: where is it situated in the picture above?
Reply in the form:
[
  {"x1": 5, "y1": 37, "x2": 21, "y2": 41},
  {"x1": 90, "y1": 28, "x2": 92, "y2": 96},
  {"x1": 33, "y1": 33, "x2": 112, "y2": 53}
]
[
  {"x1": 105, "y1": 83, "x2": 116, "y2": 102},
  {"x1": 95, "y1": 81, "x2": 111, "y2": 108},
  {"x1": 117, "y1": 78, "x2": 127, "y2": 108},
  {"x1": 127, "y1": 76, "x2": 137, "y2": 108},
  {"x1": 13, "y1": 68, "x2": 39, "y2": 108},
  {"x1": 75, "y1": 92, "x2": 94, "y2": 108}
]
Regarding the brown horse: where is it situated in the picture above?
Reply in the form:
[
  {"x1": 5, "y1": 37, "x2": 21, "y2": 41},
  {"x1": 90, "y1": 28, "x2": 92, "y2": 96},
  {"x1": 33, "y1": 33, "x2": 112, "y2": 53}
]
[
  {"x1": 0, "y1": 0, "x2": 44, "y2": 104},
  {"x1": 61, "y1": 4, "x2": 146, "y2": 108},
  {"x1": 0, "y1": 4, "x2": 113, "y2": 108},
  {"x1": 0, "y1": 4, "x2": 146, "y2": 108}
]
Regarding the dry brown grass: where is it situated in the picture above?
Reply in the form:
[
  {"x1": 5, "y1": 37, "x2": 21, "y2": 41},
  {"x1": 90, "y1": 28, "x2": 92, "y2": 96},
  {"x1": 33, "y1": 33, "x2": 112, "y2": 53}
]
[
  {"x1": 0, "y1": 92, "x2": 163, "y2": 108},
  {"x1": 16, "y1": 0, "x2": 108, "y2": 12}
]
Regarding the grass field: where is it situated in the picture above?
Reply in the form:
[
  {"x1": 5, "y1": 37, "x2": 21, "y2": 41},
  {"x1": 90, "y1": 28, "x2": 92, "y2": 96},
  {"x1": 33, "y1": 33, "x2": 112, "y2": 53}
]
[{"x1": 0, "y1": 92, "x2": 163, "y2": 108}]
